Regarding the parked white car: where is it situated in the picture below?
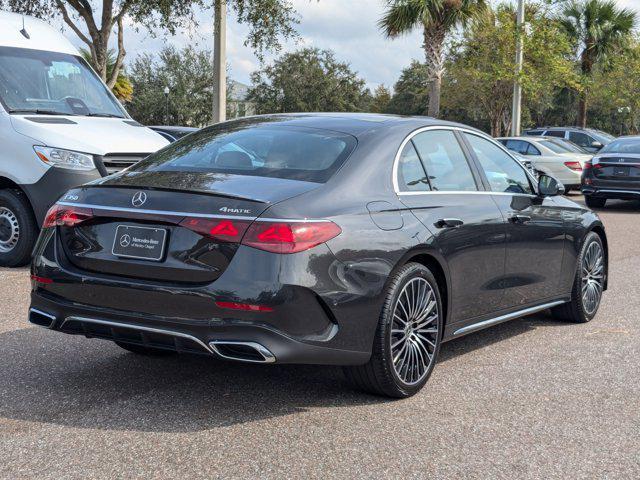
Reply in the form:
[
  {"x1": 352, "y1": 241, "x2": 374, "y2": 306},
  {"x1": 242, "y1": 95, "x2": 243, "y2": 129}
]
[
  {"x1": 0, "y1": 12, "x2": 169, "y2": 266},
  {"x1": 496, "y1": 136, "x2": 592, "y2": 192}
]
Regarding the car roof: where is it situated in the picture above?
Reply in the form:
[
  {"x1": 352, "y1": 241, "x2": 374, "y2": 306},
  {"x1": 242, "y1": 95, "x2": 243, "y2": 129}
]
[{"x1": 215, "y1": 113, "x2": 482, "y2": 137}]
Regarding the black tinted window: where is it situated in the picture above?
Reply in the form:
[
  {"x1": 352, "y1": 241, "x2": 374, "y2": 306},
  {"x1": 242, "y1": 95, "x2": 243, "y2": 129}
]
[
  {"x1": 411, "y1": 130, "x2": 478, "y2": 192},
  {"x1": 569, "y1": 131, "x2": 594, "y2": 147},
  {"x1": 465, "y1": 134, "x2": 533, "y2": 195},
  {"x1": 132, "y1": 124, "x2": 356, "y2": 183},
  {"x1": 546, "y1": 130, "x2": 566, "y2": 138},
  {"x1": 397, "y1": 142, "x2": 430, "y2": 192}
]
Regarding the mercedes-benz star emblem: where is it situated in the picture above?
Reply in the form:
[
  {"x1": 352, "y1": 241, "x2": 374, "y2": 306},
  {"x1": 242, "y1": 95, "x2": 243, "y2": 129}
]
[
  {"x1": 132, "y1": 191, "x2": 147, "y2": 207},
  {"x1": 119, "y1": 234, "x2": 131, "y2": 247}
]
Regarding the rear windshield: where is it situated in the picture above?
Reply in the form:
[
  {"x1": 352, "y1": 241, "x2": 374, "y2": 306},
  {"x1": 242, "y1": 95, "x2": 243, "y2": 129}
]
[
  {"x1": 538, "y1": 139, "x2": 573, "y2": 154},
  {"x1": 600, "y1": 138, "x2": 640, "y2": 154},
  {"x1": 131, "y1": 124, "x2": 357, "y2": 183}
]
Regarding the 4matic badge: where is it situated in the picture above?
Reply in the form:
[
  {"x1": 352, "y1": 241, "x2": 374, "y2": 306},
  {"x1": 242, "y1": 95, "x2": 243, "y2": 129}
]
[{"x1": 219, "y1": 206, "x2": 251, "y2": 214}]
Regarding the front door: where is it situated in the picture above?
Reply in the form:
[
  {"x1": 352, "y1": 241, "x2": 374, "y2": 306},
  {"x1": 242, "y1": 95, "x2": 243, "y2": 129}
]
[
  {"x1": 395, "y1": 129, "x2": 507, "y2": 323},
  {"x1": 462, "y1": 133, "x2": 565, "y2": 307}
]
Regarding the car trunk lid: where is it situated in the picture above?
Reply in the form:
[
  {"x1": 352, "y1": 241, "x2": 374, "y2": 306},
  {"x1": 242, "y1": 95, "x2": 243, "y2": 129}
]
[{"x1": 55, "y1": 172, "x2": 320, "y2": 283}]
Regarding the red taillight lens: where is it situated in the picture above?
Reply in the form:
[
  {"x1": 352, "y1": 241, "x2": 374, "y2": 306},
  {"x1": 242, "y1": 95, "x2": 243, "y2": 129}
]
[
  {"x1": 43, "y1": 204, "x2": 93, "y2": 228},
  {"x1": 242, "y1": 221, "x2": 341, "y2": 254},
  {"x1": 564, "y1": 161, "x2": 583, "y2": 172},
  {"x1": 179, "y1": 217, "x2": 251, "y2": 242},
  {"x1": 30, "y1": 274, "x2": 53, "y2": 284}
]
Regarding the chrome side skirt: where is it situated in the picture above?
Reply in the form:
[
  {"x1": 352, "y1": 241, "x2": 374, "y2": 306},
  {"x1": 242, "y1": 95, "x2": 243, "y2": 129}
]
[{"x1": 452, "y1": 300, "x2": 566, "y2": 337}]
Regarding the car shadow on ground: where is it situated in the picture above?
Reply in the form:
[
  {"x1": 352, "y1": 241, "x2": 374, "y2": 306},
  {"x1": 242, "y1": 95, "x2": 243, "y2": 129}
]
[{"x1": 0, "y1": 311, "x2": 571, "y2": 433}]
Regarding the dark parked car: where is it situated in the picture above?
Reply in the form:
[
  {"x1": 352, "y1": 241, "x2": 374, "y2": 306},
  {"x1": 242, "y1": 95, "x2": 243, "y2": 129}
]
[
  {"x1": 149, "y1": 126, "x2": 198, "y2": 142},
  {"x1": 524, "y1": 127, "x2": 615, "y2": 153},
  {"x1": 582, "y1": 135, "x2": 640, "y2": 208},
  {"x1": 29, "y1": 114, "x2": 608, "y2": 398}
]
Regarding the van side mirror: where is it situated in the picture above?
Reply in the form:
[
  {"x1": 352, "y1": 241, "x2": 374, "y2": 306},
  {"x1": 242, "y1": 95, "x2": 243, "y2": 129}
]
[{"x1": 538, "y1": 174, "x2": 565, "y2": 196}]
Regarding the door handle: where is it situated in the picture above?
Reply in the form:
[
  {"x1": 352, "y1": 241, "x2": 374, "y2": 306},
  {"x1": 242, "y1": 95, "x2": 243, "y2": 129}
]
[
  {"x1": 509, "y1": 214, "x2": 531, "y2": 224},
  {"x1": 434, "y1": 218, "x2": 464, "y2": 229}
]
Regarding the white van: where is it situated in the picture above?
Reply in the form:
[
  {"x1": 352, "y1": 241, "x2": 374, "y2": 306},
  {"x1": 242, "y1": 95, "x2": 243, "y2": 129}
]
[{"x1": 0, "y1": 12, "x2": 168, "y2": 266}]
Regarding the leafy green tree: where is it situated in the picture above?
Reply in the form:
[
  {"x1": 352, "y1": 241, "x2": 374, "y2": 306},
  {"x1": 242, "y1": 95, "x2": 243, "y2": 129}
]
[
  {"x1": 370, "y1": 85, "x2": 392, "y2": 113},
  {"x1": 248, "y1": 48, "x2": 371, "y2": 114},
  {"x1": 386, "y1": 60, "x2": 429, "y2": 115},
  {"x1": 441, "y1": 2, "x2": 578, "y2": 136},
  {"x1": 379, "y1": 0, "x2": 487, "y2": 118},
  {"x1": 1, "y1": 0, "x2": 304, "y2": 90},
  {"x1": 80, "y1": 49, "x2": 133, "y2": 103},
  {"x1": 127, "y1": 46, "x2": 231, "y2": 126},
  {"x1": 560, "y1": 0, "x2": 636, "y2": 127}
]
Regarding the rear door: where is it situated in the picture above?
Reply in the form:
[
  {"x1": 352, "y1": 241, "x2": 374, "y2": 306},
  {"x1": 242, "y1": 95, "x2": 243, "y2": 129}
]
[
  {"x1": 462, "y1": 133, "x2": 566, "y2": 306},
  {"x1": 395, "y1": 128, "x2": 507, "y2": 322}
]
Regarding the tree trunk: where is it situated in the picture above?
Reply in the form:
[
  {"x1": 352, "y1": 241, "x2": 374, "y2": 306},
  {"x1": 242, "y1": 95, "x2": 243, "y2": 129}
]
[
  {"x1": 577, "y1": 92, "x2": 588, "y2": 128},
  {"x1": 422, "y1": 22, "x2": 446, "y2": 118}
]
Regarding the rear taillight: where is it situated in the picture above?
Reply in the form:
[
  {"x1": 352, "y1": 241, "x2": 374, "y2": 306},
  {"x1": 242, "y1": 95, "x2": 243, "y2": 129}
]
[
  {"x1": 564, "y1": 161, "x2": 583, "y2": 172},
  {"x1": 215, "y1": 301, "x2": 273, "y2": 312},
  {"x1": 241, "y1": 221, "x2": 341, "y2": 254},
  {"x1": 179, "y1": 217, "x2": 251, "y2": 243},
  {"x1": 43, "y1": 204, "x2": 93, "y2": 228}
]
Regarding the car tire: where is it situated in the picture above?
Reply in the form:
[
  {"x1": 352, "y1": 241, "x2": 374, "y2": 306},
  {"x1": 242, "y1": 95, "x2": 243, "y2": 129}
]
[
  {"x1": 114, "y1": 341, "x2": 177, "y2": 356},
  {"x1": 551, "y1": 232, "x2": 605, "y2": 323},
  {"x1": 585, "y1": 196, "x2": 606, "y2": 208},
  {"x1": 0, "y1": 189, "x2": 38, "y2": 268},
  {"x1": 344, "y1": 262, "x2": 443, "y2": 398}
]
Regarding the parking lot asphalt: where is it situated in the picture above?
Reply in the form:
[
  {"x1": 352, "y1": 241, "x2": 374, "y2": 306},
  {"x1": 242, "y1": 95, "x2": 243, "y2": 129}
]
[{"x1": 1, "y1": 195, "x2": 639, "y2": 479}]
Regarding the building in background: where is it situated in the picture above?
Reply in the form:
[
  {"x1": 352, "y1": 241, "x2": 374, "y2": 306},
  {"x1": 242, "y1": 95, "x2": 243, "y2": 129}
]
[{"x1": 228, "y1": 80, "x2": 255, "y2": 119}]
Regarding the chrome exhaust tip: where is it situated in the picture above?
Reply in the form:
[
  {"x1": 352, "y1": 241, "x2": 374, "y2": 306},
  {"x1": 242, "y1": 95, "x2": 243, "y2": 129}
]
[
  {"x1": 209, "y1": 341, "x2": 276, "y2": 364},
  {"x1": 29, "y1": 308, "x2": 57, "y2": 328}
]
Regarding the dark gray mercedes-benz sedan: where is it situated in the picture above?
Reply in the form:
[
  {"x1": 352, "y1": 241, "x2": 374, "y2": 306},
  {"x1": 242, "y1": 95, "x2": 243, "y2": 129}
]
[{"x1": 29, "y1": 113, "x2": 608, "y2": 397}]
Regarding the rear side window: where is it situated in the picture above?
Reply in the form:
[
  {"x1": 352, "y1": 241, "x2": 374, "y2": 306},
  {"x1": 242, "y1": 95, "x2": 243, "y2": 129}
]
[
  {"x1": 525, "y1": 130, "x2": 544, "y2": 136},
  {"x1": 411, "y1": 130, "x2": 478, "y2": 192},
  {"x1": 546, "y1": 130, "x2": 566, "y2": 138},
  {"x1": 504, "y1": 140, "x2": 528, "y2": 155},
  {"x1": 525, "y1": 143, "x2": 541, "y2": 155},
  {"x1": 132, "y1": 125, "x2": 357, "y2": 183},
  {"x1": 397, "y1": 142, "x2": 430, "y2": 192},
  {"x1": 464, "y1": 134, "x2": 533, "y2": 195}
]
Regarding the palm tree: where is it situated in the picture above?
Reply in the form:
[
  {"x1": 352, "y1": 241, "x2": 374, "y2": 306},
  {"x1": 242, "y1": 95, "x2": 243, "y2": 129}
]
[
  {"x1": 560, "y1": 0, "x2": 636, "y2": 128},
  {"x1": 379, "y1": 0, "x2": 487, "y2": 118}
]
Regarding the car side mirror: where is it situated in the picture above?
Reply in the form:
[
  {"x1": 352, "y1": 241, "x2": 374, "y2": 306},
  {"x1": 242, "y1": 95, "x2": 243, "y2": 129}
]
[
  {"x1": 591, "y1": 141, "x2": 603, "y2": 149},
  {"x1": 538, "y1": 174, "x2": 565, "y2": 197}
]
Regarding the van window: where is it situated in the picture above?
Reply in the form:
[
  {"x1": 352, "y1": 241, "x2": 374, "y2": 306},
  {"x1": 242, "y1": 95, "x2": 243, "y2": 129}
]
[{"x1": 0, "y1": 47, "x2": 124, "y2": 118}]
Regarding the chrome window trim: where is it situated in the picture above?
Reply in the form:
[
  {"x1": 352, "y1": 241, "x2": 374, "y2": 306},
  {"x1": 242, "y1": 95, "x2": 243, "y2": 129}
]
[
  {"x1": 392, "y1": 125, "x2": 539, "y2": 196},
  {"x1": 55, "y1": 202, "x2": 329, "y2": 223}
]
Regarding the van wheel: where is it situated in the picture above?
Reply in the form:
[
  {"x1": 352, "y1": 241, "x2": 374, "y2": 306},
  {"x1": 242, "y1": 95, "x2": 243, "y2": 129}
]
[{"x1": 0, "y1": 189, "x2": 38, "y2": 267}]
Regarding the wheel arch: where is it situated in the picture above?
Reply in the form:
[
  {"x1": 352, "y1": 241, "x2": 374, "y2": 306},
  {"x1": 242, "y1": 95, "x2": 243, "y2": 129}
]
[
  {"x1": 0, "y1": 176, "x2": 38, "y2": 218},
  {"x1": 397, "y1": 248, "x2": 451, "y2": 329}
]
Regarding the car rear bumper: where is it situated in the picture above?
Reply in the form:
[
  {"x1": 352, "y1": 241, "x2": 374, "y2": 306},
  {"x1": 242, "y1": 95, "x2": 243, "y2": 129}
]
[
  {"x1": 581, "y1": 186, "x2": 640, "y2": 200},
  {"x1": 29, "y1": 290, "x2": 370, "y2": 365}
]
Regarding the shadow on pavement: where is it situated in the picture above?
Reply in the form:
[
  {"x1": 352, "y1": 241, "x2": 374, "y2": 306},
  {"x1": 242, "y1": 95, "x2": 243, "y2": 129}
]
[{"x1": 0, "y1": 311, "x2": 569, "y2": 433}]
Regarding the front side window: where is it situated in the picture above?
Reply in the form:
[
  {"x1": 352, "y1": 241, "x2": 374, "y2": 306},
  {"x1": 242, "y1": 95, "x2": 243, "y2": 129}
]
[
  {"x1": 464, "y1": 134, "x2": 533, "y2": 195},
  {"x1": 397, "y1": 142, "x2": 430, "y2": 192},
  {"x1": 132, "y1": 124, "x2": 356, "y2": 183},
  {"x1": 569, "y1": 131, "x2": 594, "y2": 148},
  {"x1": 0, "y1": 46, "x2": 124, "y2": 117},
  {"x1": 411, "y1": 130, "x2": 478, "y2": 192}
]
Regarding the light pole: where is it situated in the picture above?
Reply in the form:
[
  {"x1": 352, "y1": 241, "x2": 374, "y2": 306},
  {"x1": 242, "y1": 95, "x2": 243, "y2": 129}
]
[
  {"x1": 212, "y1": 0, "x2": 227, "y2": 124},
  {"x1": 163, "y1": 86, "x2": 170, "y2": 125},
  {"x1": 511, "y1": 0, "x2": 525, "y2": 136}
]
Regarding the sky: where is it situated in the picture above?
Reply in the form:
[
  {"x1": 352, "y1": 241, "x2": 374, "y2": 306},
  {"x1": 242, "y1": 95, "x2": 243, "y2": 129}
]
[{"x1": 56, "y1": 0, "x2": 640, "y2": 90}]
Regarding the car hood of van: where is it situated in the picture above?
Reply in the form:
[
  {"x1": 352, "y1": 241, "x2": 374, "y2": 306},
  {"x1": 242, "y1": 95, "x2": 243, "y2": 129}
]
[{"x1": 10, "y1": 115, "x2": 169, "y2": 155}]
